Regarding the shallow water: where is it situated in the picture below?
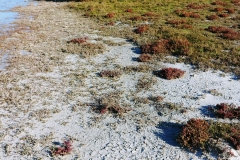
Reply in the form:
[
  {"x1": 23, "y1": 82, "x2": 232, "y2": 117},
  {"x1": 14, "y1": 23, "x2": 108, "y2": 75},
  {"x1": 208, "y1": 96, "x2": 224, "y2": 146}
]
[
  {"x1": 0, "y1": 0, "x2": 29, "y2": 26},
  {"x1": 0, "y1": 0, "x2": 30, "y2": 70}
]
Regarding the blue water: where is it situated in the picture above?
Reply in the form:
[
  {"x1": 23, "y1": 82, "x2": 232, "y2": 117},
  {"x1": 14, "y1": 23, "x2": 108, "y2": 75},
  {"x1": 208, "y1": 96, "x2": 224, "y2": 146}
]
[{"x1": 0, "y1": 0, "x2": 29, "y2": 27}]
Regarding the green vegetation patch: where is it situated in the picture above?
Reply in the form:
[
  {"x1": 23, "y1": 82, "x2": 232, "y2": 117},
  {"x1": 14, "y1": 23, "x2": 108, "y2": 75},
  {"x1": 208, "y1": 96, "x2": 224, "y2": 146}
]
[{"x1": 68, "y1": 0, "x2": 240, "y2": 76}]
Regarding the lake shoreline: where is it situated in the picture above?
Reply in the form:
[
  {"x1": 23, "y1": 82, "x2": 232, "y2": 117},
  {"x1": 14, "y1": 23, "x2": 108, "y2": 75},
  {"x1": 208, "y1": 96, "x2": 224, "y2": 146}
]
[{"x1": 0, "y1": 1, "x2": 239, "y2": 159}]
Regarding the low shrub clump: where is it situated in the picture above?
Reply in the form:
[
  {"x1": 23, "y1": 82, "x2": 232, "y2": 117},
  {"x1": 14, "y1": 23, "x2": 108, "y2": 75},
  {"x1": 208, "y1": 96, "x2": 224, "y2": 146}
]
[
  {"x1": 134, "y1": 24, "x2": 149, "y2": 34},
  {"x1": 68, "y1": 37, "x2": 88, "y2": 44},
  {"x1": 97, "y1": 104, "x2": 128, "y2": 114},
  {"x1": 141, "y1": 39, "x2": 169, "y2": 55},
  {"x1": 211, "y1": 1, "x2": 226, "y2": 6},
  {"x1": 177, "y1": 119, "x2": 210, "y2": 151},
  {"x1": 231, "y1": 0, "x2": 240, "y2": 5},
  {"x1": 214, "y1": 103, "x2": 240, "y2": 119},
  {"x1": 105, "y1": 13, "x2": 115, "y2": 18},
  {"x1": 168, "y1": 37, "x2": 191, "y2": 55},
  {"x1": 94, "y1": 95, "x2": 131, "y2": 115},
  {"x1": 138, "y1": 53, "x2": 151, "y2": 62},
  {"x1": 167, "y1": 19, "x2": 186, "y2": 25},
  {"x1": 52, "y1": 140, "x2": 73, "y2": 156},
  {"x1": 186, "y1": 3, "x2": 208, "y2": 9},
  {"x1": 206, "y1": 26, "x2": 240, "y2": 40},
  {"x1": 99, "y1": 70, "x2": 121, "y2": 78},
  {"x1": 230, "y1": 127, "x2": 240, "y2": 150},
  {"x1": 141, "y1": 37, "x2": 191, "y2": 56},
  {"x1": 207, "y1": 14, "x2": 219, "y2": 20},
  {"x1": 178, "y1": 119, "x2": 240, "y2": 151},
  {"x1": 156, "y1": 68, "x2": 185, "y2": 80}
]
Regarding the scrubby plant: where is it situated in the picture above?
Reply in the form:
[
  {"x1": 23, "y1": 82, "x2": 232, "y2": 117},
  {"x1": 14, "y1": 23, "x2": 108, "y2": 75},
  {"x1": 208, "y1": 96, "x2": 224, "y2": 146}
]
[
  {"x1": 130, "y1": 16, "x2": 146, "y2": 21},
  {"x1": 97, "y1": 104, "x2": 128, "y2": 114},
  {"x1": 177, "y1": 24, "x2": 193, "y2": 29},
  {"x1": 125, "y1": 8, "x2": 133, "y2": 13},
  {"x1": 68, "y1": 37, "x2": 88, "y2": 44},
  {"x1": 231, "y1": 0, "x2": 240, "y2": 5},
  {"x1": 190, "y1": 13, "x2": 201, "y2": 18},
  {"x1": 99, "y1": 70, "x2": 121, "y2": 78},
  {"x1": 214, "y1": 103, "x2": 240, "y2": 119},
  {"x1": 142, "y1": 12, "x2": 158, "y2": 17},
  {"x1": 157, "y1": 68, "x2": 185, "y2": 80},
  {"x1": 229, "y1": 127, "x2": 240, "y2": 150},
  {"x1": 218, "y1": 13, "x2": 229, "y2": 17},
  {"x1": 94, "y1": 95, "x2": 131, "y2": 115},
  {"x1": 226, "y1": 8, "x2": 235, "y2": 13},
  {"x1": 207, "y1": 14, "x2": 219, "y2": 20},
  {"x1": 186, "y1": 3, "x2": 207, "y2": 9},
  {"x1": 214, "y1": 7, "x2": 224, "y2": 12},
  {"x1": 167, "y1": 19, "x2": 187, "y2": 26},
  {"x1": 134, "y1": 24, "x2": 149, "y2": 34},
  {"x1": 211, "y1": 1, "x2": 226, "y2": 6},
  {"x1": 141, "y1": 39, "x2": 169, "y2": 55},
  {"x1": 138, "y1": 53, "x2": 152, "y2": 62},
  {"x1": 168, "y1": 37, "x2": 191, "y2": 55},
  {"x1": 148, "y1": 95, "x2": 164, "y2": 102},
  {"x1": 105, "y1": 13, "x2": 115, "y2": 18},
  {"x1": 177, "y1": 119, "x2": 210, "y2": 151},
  {"x1": 52, "y1": 140, "x2": 73, "y2": 156},
  {"x1": 206, "y1": 26, "x2": 240, "y2": 40}
]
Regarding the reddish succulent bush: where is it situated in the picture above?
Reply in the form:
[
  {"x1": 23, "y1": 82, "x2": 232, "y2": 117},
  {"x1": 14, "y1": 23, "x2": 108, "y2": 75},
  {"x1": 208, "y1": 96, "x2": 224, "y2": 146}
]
[
  {"x1": 177, "y1": 119, "x2": 210, "y2": 150},
  {"x1": 142, "y1": 12, "x2": 158, "y2": 17},
  {"x1": 187, "y1": 3, "x2": 205, "y2": 9},
  {"x1": 206, "y1": 26, "x2": 240, "y2": 40},
  {"x1": 105, "y1": 13, "x2": 115, "y2": 18},
  {"x1": 141, "y1": 39, "x2": 169, "y2": 55},
  {"x1": 138, "y1": 54, "x2": 152, "y2": 62},
  {"x1": 222, "y1": 32, "x2": 240, "y2": 40},
  {"x1": 157, "y1": 68, "x2": 185, "y2": 80},
  {"x1": 212, "y1": 1, "x2": 226, "y2": 6},
  {"x1": 207, "y1": 14, "x2": 219, "y2": 20},
  {"x1": 214, "y1": 7, "x2": 224, "y2": 12},
  {"x1": 190, "y1": 13, "x2": 201, "y2": 18},
  {"x1": 168, "y1": 37, "x2": 191, "y2": 55},
  {"x1": 68, "y1": 37, "x2": 88, "y2": 44},
  {"x1": 215, "y1": 103, "x2": 240, "y2": 119},
  {"x1": 125, "y1": 8, "x2": 133, "y2": 13},
  {"x1": 231, "y1": 0, "x2": 240, "y2": 5},
  {"x1": 229, "y1": 127, "x2": 240, "y2": 150},
  {"x1": 99, "y1": 70, "x2": 121, "y2": 78},
  {"x1": 176, "y1": 10, "x2": 200, "y2": 18},
  {"x1": 226, "y1": 8, "x2": 235, "y2": 13},
  {"x1": 180, "y1": 12, "x2": 192, "y2": 17},
  {"x1": 130, "y1": 16, "x2": 147, "y2": 21},
  {"x1": 218, "y1": 13, "x2": 229, "y2": 17},
  {"x1": 167, "y1": 19, "x2": 187, "y2": 25},
  {"x1": 52, "y1": 140, "x2": 73, "y2": 156},
  {"x1": 177, "y1": 24, "x2": 193, "y2": 29},
  {"x1": 207, "y1": 26, "x2": 231, "y2": 33},
  {"x1": 134, "y1": 25, "x2": 149, "y2": 34},
  {"x1": 106, "y1": 21, "x2": 115, "y2": 26}
]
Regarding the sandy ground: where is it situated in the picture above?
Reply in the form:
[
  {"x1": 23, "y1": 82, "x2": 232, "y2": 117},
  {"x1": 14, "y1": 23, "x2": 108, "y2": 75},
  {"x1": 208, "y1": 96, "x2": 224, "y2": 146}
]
[{"x1": 0, "y1": 1, "x2": 239, "y2": 160}]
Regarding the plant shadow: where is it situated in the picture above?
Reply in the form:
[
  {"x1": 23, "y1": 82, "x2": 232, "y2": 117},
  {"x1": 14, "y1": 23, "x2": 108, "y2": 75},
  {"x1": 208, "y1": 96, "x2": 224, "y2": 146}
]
[
  {"x1": 131, "y1": 47, "x2": 141, "y2": 54},
  {"x1": 154, "y1": 121, "x2": 182, "y2": 147},
  {"x1": 155, "y1": 121, "x2": 209, "y2": 158},
  {"x1": 199, "y1": 105, "x2": 215, "y2": 118}
]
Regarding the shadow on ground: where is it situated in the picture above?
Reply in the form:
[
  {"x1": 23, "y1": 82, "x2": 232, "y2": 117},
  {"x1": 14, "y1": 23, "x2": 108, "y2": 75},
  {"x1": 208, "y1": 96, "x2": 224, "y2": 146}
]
[
  {"x1": 154, "y1": 121, "x2": 182, "y2": 147},
  {"x1": 155, "y1": 121, "x2": 210, "y2": 158},
  {"x1": 199, "y1": 105, "x2": 216, "y2": 118}
]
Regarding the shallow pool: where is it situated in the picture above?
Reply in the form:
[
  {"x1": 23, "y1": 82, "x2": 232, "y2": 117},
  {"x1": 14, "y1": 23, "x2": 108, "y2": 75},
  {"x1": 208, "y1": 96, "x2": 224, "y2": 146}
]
[{"x1": 0, "y1": 0, "x2": 29, "y2": 26}]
